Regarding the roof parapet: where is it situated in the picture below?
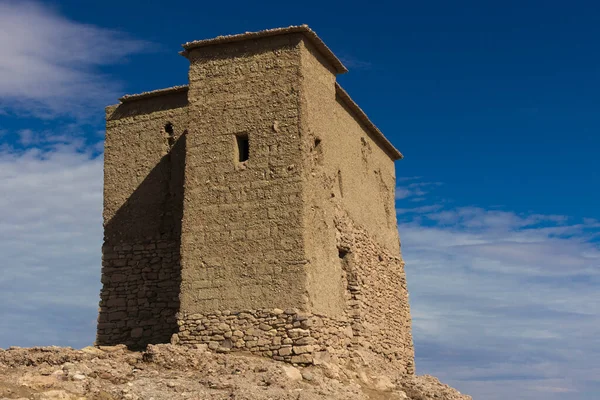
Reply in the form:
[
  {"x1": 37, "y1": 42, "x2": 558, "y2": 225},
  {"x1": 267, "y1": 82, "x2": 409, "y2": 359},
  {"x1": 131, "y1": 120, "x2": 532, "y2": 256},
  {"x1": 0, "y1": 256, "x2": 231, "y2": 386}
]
[
  {"x1": 180, "y1": 25, "x2": 348, "y2": 75},
  {"x1": 119, "y1": 85, "x2": 189, "y2": 103}
]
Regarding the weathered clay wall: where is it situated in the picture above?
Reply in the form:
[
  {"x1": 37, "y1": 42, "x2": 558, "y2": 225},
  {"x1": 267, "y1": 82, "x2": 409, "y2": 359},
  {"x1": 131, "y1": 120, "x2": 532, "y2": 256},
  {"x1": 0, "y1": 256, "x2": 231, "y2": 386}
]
[
  {"x1": 98, "y1": 29, "x2": 413, "y2": 373},
  {"x1": 297, "y1": 39, "x2": 414, "y2": 372},
  {"x1": 174, "y1": 210, "x2": 414, "y2": 375},
  {"x1": 179, "y1": 35, "x2": 309, "y2": 314},
  {"x1": 97, "y1": 91, "x2": 188, "y2": 348},
  {"x1": 300, "y1": 41, "x2": 399, "y2": 255},
  {"x1": 297, "y1": 40, "x2": 346, "y2": 318}
]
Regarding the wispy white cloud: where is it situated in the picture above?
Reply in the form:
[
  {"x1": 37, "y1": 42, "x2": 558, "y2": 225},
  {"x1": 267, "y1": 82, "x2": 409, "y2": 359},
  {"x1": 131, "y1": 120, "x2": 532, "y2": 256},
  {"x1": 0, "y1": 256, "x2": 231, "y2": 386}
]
[
  {"x1": 397, "y1": 176, "x2": 423, "y2": 182},
  {"x1": 396, "y1": 204, "x2": 442, "y2": 214},
  {"x1": 0, "y1": 138, "x2": 103, "y2": 347},
  {"x1": 0, "y1": 0, "x2": 149, "y2": 118},
  {"x1": 0, "y1": 1, "x2": 139, "y2": 348},
  {"x1": 338, "y1": 54, "x2": 373, "y2": 70},
  {"x1": 17, "y1": 128, "x2": 36, "y2": 145},
  {"x1": 395, "y1": 181, "x2": 442, "y2": 200},
  {"x1": 397, "y1": 182, "x2": 600, "y2": 400}
]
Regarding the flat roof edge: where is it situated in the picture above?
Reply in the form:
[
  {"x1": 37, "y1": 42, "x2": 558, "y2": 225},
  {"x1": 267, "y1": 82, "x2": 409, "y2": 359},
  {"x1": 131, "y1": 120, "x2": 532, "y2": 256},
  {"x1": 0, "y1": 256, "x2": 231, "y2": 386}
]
[
  {"x1": 335, "y1": 83, "x2": 403, "y2": 160},
  {"x1": 180, "y1": 25, "x2": 348, "y2": 75},
  {"x1": 119, "y1": 85, "x2": 189, "y2": 103}
]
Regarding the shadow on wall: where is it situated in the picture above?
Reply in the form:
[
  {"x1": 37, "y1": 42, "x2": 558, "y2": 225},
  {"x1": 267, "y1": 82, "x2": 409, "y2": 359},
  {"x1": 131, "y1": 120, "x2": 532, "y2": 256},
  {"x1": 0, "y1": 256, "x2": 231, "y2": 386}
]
[{"x1": 97, "y1": 125, "x2": 186, "y2": 350}]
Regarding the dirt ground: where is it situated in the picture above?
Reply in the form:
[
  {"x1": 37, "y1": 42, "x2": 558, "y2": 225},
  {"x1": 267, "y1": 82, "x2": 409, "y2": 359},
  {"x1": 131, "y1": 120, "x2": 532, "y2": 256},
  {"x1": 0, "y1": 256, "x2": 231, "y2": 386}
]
[{"x1": 0, "y1": 344, "x2": 471, "y2": 400}]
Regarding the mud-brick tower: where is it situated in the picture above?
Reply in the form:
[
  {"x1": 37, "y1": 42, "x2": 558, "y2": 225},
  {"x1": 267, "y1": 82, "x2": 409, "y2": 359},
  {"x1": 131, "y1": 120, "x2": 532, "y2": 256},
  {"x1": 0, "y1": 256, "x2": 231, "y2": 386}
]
[{"x1": 97, "y1": 25, "x2": 414, "y2": 374}]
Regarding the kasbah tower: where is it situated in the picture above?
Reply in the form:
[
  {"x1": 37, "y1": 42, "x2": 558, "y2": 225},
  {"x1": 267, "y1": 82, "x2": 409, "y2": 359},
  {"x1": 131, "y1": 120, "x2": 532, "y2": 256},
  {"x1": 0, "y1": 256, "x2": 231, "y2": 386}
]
[{"x1": 98, "y1": 25, "x2": 414, "y2": 375}]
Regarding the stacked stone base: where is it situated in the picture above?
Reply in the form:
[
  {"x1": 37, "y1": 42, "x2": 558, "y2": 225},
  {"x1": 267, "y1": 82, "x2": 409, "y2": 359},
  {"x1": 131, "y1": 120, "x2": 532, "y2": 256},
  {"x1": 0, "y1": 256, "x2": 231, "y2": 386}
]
[
  {"x1": 173, "y1": 309, "x2": 356, "y2": 365},
  {"x1": 97, "y1": 238, "x2": 181, "y2": 349}
]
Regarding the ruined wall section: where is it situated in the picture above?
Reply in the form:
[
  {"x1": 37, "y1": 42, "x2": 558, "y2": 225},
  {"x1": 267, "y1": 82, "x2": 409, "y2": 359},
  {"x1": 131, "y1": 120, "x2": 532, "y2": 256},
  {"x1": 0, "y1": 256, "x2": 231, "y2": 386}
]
[
  {"x1": 297, "y1": 40, "x2": 414, "y2": 373},
  {"x1": 98, "y1": 91, "x2": 188, "y2": 348},
  {"x1": 179, "y1": 35, "x2": 309, "y2": 317},
  {"x1": 335, "y1": 211, "x2": 414, "y2": 374}
]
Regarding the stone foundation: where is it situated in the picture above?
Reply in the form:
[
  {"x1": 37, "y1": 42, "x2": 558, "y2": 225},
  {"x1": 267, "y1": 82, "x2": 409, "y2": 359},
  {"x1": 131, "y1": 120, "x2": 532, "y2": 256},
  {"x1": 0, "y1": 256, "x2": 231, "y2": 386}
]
[
  {"x1": 171, "y1": 211, "x2": 414, "y2": 375},
  {"x1": 96, "y1": 237, "x2": 181, "y2": 349},
  {"x1": 173, "y1": 308, "x2": 354, "y2": 365}
]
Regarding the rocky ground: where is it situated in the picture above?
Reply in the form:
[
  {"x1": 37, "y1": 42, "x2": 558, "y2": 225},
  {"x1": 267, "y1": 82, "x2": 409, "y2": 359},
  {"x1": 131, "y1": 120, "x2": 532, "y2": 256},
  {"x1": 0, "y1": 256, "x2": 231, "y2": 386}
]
[{"x1": 0, "y1": 344, "x2": 471, "y2": 400}]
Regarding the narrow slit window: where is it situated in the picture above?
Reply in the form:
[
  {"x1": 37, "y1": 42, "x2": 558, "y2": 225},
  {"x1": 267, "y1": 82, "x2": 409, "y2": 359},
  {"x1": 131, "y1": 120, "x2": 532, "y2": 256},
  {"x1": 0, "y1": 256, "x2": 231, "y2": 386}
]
[
  {"x1": 164, "y1": 123, "x2": 175, "y2": 147},
  {"x1": 164, "y1": 122, "x2": 174, "y2": 136},
  {"x1": 236, "y1": 133, "x2": 249, "y2": 162},
  {"x1": 314, "y1": 137, "x2": 323, "y2": 165}
]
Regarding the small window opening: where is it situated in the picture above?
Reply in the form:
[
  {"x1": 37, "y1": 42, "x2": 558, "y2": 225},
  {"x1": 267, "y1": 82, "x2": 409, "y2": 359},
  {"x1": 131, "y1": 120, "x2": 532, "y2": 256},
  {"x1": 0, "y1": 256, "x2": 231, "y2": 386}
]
[
  {"x1": 338, "y1": 248, "x2": 349, "y2": 259},
  {"x1": 164, "y1": 123, "x2": 175, "y2": 147},
  {"x1": 236, "y1": 133, "x2": 249, "y2": 162},
  {"x1": 314, "y1": 137, "x2": 324, "y2": 166}
]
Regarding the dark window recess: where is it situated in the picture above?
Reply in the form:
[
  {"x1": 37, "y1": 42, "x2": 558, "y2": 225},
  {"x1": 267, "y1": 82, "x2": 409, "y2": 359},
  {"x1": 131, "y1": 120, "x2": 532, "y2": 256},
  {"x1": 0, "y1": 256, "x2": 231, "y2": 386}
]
[
  {"x1": 164, "y1": 123, "x2": 175, "y2": 147},
  {"x1": 338, "y1": 248, "x2": 349, "y2": 259},
  {"x1": 236, "y1": 134, "x2": 249, "y2": 162}
]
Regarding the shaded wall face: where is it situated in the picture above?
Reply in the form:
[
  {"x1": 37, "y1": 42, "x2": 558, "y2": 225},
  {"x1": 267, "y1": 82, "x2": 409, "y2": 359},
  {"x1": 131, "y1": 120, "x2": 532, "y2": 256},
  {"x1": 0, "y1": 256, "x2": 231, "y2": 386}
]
[
  {"x1": 179, "y1": 35, "x2": 308, "y2": 314},
  {"x1": 298, "y1": 40, "x2": 414, "y2": 372},
  {"x1": 97, "y1": 94, "x2": 188, "y2": 348}
]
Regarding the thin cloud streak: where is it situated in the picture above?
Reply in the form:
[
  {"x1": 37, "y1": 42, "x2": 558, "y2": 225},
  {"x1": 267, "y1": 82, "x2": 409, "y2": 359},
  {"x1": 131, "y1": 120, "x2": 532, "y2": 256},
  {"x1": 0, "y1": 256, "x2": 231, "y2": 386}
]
[
  {"x1": 395, "y1": 181, "x2": 441, "y2": 200},
  {"x1": 0, "y1": 0, "x2": 149, "y2": 119}
]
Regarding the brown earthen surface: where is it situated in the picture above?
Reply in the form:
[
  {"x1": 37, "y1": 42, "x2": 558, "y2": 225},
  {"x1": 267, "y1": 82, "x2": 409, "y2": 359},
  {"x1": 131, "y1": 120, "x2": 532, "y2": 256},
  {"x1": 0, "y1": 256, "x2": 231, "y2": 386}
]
[
  {"x1": 0, "y1": 345, "x2": 472, "y2": 400},
  {"x1": 97, "y1": 25, "x2": 413, "y2": 374}
]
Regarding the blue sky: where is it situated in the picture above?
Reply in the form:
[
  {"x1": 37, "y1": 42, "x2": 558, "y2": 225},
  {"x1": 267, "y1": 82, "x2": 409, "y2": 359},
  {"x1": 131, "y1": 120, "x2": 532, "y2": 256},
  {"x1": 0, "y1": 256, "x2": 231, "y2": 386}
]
[{"x1": 0, "y1": 1, "x2": 598, "y2": 399}]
